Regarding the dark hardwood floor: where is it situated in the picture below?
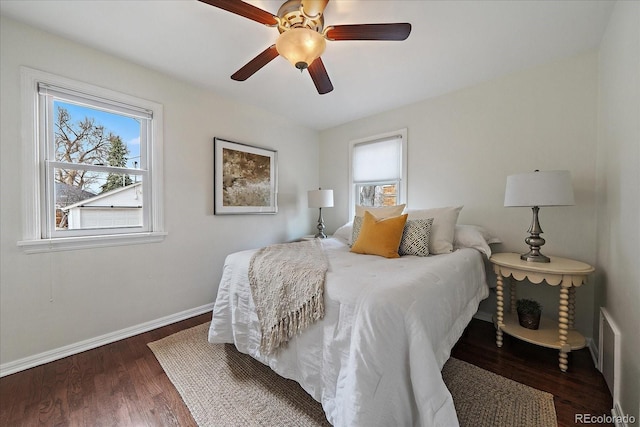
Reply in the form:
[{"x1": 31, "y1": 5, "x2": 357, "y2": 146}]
[
  {"x1": 0, "y1": 314, "x2": 612, "y2": 426},
  {"x1": 0, "y1": 314, "x2": 207, "y2": 427},
  {"x1": 452, "y1": 319, "x2": 613, "y2": 427}
]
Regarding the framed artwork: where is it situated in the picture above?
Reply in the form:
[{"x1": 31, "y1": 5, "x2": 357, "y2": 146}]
[{"x1": 214, "y1": 137, "x2": 278, "y2": 214}]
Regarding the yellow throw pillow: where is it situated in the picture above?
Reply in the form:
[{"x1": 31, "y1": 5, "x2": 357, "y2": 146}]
[{"x1": 351, "y1": 211, "x2": 408, "y2": 258}]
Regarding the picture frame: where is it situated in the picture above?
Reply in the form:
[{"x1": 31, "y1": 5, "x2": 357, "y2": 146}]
[{"x1": 214, "y1": 137, "x2": 278, "y2": 214}]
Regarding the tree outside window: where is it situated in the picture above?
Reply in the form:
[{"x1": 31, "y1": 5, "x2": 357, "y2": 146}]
[{"x1": 52, "y1": 103, "x2": 140, "y2": 230}]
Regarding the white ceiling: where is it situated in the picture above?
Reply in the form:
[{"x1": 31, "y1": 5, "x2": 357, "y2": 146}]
[{"x1": 0, "y1": 0, "x2": 614, "y2": 130}]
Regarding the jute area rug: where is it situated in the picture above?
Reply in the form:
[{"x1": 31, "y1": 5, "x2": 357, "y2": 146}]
[{"x1": 148, "y1": 322, "x2": 557, "y2": 427}]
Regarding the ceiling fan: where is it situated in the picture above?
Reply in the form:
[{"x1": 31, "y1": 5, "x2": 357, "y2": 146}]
[{"x1": 198, "y1": 0, "x2": 412, "y2": 94}]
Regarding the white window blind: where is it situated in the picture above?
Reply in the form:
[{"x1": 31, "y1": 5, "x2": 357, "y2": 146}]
[
  {"x1": 352, "y1": 135, "x2": 403, "y2": 183},
  {"x1": 348, "y1": 129, "x2": 407, "y2": 215}
]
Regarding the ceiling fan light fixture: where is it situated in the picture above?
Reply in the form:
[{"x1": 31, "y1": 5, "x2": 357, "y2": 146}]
[{"x1": 276, "y1": 27, "x2": 326, "y2": 70}]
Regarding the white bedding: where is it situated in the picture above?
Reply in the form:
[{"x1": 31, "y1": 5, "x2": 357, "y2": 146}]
[{"x1": 209, "y1": 238, "x2": 489, "y2": 426}]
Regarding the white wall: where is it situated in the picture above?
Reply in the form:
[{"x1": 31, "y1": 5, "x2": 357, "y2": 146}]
[
  {"x1": 0, "y1": 16, "x2": 319, "y2": 369},
  {"x1": 596, "y1": 0, "x2": 640, "y2": 422},
  {"x1": 319, "y1": 52, "x2": 599, "y2": 338}
]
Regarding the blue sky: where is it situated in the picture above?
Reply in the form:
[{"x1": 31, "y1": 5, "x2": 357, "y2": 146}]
[{"x1": 55, "y1": 101, "x2": 141, "y2": 169}]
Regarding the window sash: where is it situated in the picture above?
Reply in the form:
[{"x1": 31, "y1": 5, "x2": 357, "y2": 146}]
[
  {"x1": 47, "y1": 161, "x2": 148, "y2": 175},
  {"x1": 38, "y1": 82, "x2": 152, "y2": 121},
  {"x1": 38, "y1": 83, "x2": 152, "y2": 238},
  {"x1": 42, "y1": 93, "x2": 150, "y2": 170}
]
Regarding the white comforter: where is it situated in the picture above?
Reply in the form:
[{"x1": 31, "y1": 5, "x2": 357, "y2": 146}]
[{"x1": 209, "y1": 238, "x2": 489, "y2": 426}]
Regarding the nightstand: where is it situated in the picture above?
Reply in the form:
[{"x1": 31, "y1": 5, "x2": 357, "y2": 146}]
[
  {"x1": 489, "y1": 252, "x2": 594, "y2": 372},
  {"x1": 299, "y1": 235, "x2": 318, "y2": 241}
]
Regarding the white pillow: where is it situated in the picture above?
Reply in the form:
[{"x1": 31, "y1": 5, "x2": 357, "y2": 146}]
[
  {"x1": 406, "y1": 206, "x2": 462, "y2": 254},
  {"x1": 453, "y1": 224, "x2": 501, "y2": 258},
  {"x1": 333, "y1": 222, "x2": 353, "y2": 243},
  {"x1": 355, "y1": 204, "x2": 406, "y2": 218}
]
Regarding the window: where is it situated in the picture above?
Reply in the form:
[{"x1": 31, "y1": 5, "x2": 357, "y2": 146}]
[
  {"x1": 349, "y1": 129, "x2": 407, "y2": 216},
  {"x1": 19, "y1": 67, "x2": 165, "y2": 253}
]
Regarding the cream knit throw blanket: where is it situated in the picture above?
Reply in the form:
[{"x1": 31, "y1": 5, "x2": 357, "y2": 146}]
[{"x1": 249, "y1": 239, "x2": 329, "y2": 355}]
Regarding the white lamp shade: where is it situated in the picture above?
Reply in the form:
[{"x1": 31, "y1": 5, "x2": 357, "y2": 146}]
[
  {"x1": 308, "y1": 189, "x2": 334, "y2": 208},
  {"x1": 504, "y1": 170, "x2": 575, "y2": 207}
]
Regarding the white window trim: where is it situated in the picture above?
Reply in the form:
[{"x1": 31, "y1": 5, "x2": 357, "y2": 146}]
[
  {"x1": 18, "y1": 67, "x2": 166, "y2": 254},
  {"x1": 348, "y1": 128, "x2": 408, "y2": 218}
]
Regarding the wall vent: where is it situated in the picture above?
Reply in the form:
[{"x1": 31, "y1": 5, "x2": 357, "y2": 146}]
[{"x1": 598, "y1": 307, "x2": 620, "y2": 403}]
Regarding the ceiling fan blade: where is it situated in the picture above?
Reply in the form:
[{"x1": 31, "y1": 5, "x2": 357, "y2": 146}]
[
  {"x1": 308, "y1": 57, "x2": 333, "y2": 95},
  {"x1": 231, "y1": 45, "x2": 279, "y2": 81},
  {"x1": 300, "y1": 0, "x2": 329, "y2": 18},
  {"x1": 198, "y1": 0, "x2": 278, "y2": 26},
  {"x1": 325, "y1": 23, "x2": 411, "y2": 41}
]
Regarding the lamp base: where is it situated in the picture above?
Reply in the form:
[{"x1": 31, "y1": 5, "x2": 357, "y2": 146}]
[
  {"x1": 315, "y1": 208, "x2": 327, "y2": 239},
  {"x1": 520, "y1": 250, "x2": 550, "y2": 263},
  {"x1": 521, "y1": 206, "x2": 551, "y2": 263}
]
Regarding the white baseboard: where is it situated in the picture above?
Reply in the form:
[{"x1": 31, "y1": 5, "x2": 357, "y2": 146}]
[
  {"x1": 0, "y1": 303, "x2": 213, "y2": 378},
  {"x1": 611, "y1": 401, "x2": 634, "y2": 427}
]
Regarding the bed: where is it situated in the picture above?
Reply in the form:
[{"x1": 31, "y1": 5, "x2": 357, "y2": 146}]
[{"x1": 208, "y1": 219, "x2": 492, "y2": 427}]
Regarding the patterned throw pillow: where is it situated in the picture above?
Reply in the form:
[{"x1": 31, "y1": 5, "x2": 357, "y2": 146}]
[
  {"x1": 399, "y1": 218, "x2": 434, "y2": 257},
  {"x1": 351, "y1": 215, "x2": 363, "y2": 246}
]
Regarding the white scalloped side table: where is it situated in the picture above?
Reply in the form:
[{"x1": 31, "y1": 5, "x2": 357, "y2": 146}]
[{"x1": 489, "y1": 252, "x2": 594, "y2": 372}]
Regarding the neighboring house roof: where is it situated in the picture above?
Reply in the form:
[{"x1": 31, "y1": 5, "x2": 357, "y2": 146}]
[
  {"x1": 62, "y1": 182, "x2": 142, "y2": 211},
  {"x1": 55, "y1": 182, "x2": 96, "y2": 208}
]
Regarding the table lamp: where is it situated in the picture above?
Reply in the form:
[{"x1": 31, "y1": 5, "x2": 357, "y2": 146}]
[
  {"x1": 308, "y1": 188, "x2": 333, "y2": 238},
  {"x1": 504, "y1": 170, "x2": 574, "y2": 263}
]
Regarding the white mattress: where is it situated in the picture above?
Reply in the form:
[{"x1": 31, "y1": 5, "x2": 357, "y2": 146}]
[{"x1": 209, "y1": 238, "x2": 489, "y2": 426}]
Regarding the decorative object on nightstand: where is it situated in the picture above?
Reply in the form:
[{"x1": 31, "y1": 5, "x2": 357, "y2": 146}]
[
  {"x1": 516, "y1": 299, "x2": 542, "y2": 330},
  {"x1": 308, "y1": 188, "x2": 333, "y2": 238},
  {"x1": 504, "y1": 170, "x2": 574, "y2": 263},
  {"x1": 490, "y1": 252, "x2": 594, "y2": 372}
]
